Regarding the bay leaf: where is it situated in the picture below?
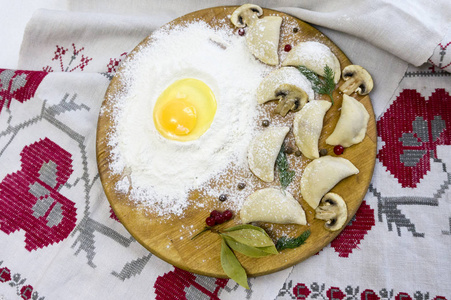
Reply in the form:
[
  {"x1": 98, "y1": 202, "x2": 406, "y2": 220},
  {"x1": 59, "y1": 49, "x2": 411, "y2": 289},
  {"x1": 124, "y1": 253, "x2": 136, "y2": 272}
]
[
  {"x1": 222, "y1": 235, "x2": 276, "y2": 257},
  {"x1": 224, "y1": 224, "x2": 268, "y2": 235},
  {"x1": 222, "y1": 229, "x2": 274, "y2": 248},
  {"x1": 220, "y1": 238, "x2": 249, "y2": 289}
]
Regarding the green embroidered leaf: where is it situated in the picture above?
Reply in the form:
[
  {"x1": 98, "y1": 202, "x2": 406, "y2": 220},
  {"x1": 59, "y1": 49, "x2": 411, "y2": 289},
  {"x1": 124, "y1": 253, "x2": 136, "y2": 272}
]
[
  {"x1": 276, "y1": 230, "x2": 311, "y2": 251},
  {"x1": 276, "y1": 143, "x2": 295, "y2": 189},
  {"x1": 220, "y1": 238, "x2": 249, "y2": 289},
  {"x1": 298, "y1": 65, "x2": 336, "y2": 104},
  {"x1": 221, "y1": 229, "x2": 274, "y2": 248},
  {"x1": 222, "y1": 235, "x2": 275, "y2": 257}
]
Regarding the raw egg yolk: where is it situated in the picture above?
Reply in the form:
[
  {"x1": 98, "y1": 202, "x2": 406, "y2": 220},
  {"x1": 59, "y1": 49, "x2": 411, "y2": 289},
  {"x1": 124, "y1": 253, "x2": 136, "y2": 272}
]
[{"x1": 153, "y1": 78, "x2": 217, "y2": 141}]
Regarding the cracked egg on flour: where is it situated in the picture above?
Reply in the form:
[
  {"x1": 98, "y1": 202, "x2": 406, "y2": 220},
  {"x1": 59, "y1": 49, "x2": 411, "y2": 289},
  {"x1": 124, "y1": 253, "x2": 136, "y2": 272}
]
[{"x1": 109, "y1": 21, "x2": 271, "y2": 215}]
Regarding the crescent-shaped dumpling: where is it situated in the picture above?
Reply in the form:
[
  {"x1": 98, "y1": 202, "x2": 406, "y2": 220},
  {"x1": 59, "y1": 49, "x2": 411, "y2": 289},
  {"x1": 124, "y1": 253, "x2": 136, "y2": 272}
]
[
  {"x1": 300, "y1": 156, "x2": 359, "y2": 209},
  {"x1": 281, "y1": 41, "x2": 341, "y2": 84},
  {"x1": 293, "y1": 100, "x2": 332, "y2": 159},
  {"x1": 248, "y1": 126, "x2": 289, "y2": 182},
  {"x1": 240, "y1": 188, "x2": 307, "y2": 225},
  {"x1": 326, "y1": 94, "x2": 370, "y2": 147},
  {"x1": 256, "y1": 67, "x2": 314, "y2": 104},
  {"x1": 246, "y1": 16, "x2": 282, "y2": 65}
]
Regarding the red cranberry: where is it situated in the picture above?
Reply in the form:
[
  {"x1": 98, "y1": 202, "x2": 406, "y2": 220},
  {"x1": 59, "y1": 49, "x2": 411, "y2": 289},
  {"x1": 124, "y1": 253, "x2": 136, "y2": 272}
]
[
  {"x1": 238, "y1": 29, "x2": 245, "y2": 36},
  {"x1": 210, "y1": 210, "x2": 221, "y2": 218},
  {"x1": 214, "y1": 214, "x2": 225, "y2": 224},
  {"x1": 334, "y1": 145, "x2": 344, "y2": 155},
  {"x1": 206, "y1": 216, "x2": 216, "y2": 227},
  {"x1": 284, "y1": 44, "x2": 292, "y2": 52},
  {"x1": 223, "y1": 210, "x2": 233, "y2": 221}
]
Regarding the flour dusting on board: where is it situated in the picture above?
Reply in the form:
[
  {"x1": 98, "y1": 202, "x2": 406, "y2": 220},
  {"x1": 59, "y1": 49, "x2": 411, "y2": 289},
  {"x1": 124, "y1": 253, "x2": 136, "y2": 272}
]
[{"x1": 107, "y1": 21, "x2": 272, "y2": 216}]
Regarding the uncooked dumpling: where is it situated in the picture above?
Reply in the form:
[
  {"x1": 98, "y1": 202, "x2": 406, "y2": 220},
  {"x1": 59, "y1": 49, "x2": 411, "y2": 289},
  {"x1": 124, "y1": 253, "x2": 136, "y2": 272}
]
[
  {"x1": 293, "y1": 100, "x2": 331, "y2": 159},
  {"x1": 246, "y1": 16, "x2": 282, "y2": 65},
  {"x1": 240, "y1": 188, "x2": 307, "y2": 225},
  {"x1": 256, "y1": 67, "x2": 314, "y2": 104},
  {"x1": 248, "y1": 126, "x2": 289, "y2": 182},
  {"x1": 282, "y1": 41, "x2": 341, "y2": 84},
  {"x1": 326, "y1": 94, "x2": 369, "y2": 147},
  {"x1": 300, "y1": 156, "x2": 359, "y2": 209}
]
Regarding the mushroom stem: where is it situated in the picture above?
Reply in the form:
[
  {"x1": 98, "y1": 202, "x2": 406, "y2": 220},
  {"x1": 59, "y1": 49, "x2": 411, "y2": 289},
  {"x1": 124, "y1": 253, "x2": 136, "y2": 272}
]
[
  {"x1": 339, "y1": 78, "x2": 361, "y2": 95},
  {"x1": 315, "y1": 208, "x2": 336, "y2": 221}
]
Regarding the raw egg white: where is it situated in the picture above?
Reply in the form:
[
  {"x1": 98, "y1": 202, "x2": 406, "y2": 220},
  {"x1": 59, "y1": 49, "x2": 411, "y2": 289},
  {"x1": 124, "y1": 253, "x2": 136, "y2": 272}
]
[{"x1": 153, "y1": 78, "x2": 217, "y2": 141}]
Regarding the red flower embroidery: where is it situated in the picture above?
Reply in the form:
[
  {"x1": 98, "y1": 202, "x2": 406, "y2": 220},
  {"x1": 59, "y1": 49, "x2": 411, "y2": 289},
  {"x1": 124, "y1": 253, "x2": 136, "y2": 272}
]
[
  {"x1": 0, "y1": 267, "x2": 11, "y2": 283},
  {"x1": 154, "y1": 267, "x2": 228, "y2": 299},
  {"x1": 0, "y1": 69, "x2": 47, "y2": 114},
  {"x1": 361, "y1": 289, "x2": 380, "y2": 300},
  {"x1": 293, "y1": 283, "x2": 311, "y2": 299},
  {"x1": 43, "y1": 43, "x2": 93, "y2": 72},
  {"x1": 378, "y1": 89, "x2": 451, "y2": 187},
  {"x1": 20, "y1": 285, "x2": 33, "y2": 300},
  {"x1": 327, "y1": 287, "x2": 345, "y2": 300},
  {"x1": 395, "y1": 292, "x2": 412, "y2": 300},
  {"x1": 0, "y1": 138, "x2": 77, "y2": 251},
  {"x1": 331, "y1": 201, "x2": 375, "y2": 257}
]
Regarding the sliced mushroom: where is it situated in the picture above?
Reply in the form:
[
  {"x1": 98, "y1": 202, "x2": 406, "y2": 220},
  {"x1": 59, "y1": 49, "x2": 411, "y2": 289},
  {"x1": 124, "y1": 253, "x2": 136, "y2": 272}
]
[
  {"x1": 230, "y1": 4, "x2": 263, "y2": 28},
  {"x1": 339, "y1": 65, "x2": 374, "y2": 95},
  {"x1": 315, "y1": 193, "x2": 347, "y2": 231},
  {"x1": 274, "y1": 84, "x2": 309, "y2": 116}
]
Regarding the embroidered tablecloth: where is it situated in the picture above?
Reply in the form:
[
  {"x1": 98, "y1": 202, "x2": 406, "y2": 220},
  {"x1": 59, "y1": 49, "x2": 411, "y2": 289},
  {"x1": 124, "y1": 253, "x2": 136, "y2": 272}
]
[{"x1": 1, "y1": 2, "x2": 451, "y2": 299}]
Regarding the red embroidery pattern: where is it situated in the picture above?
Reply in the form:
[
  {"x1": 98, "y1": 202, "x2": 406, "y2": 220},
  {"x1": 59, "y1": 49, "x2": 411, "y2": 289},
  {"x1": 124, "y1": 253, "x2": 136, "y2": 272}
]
[
  {"x1": 0, "y1": 138, "x2": 77, "y2": 251},
  {"x1": 0, "y1": 69, "x2": 47, "y2": 114},
  {"x1": 154, "y1": 267, "x2": 228, "y2": 300},
  {"x1": 281, "y1": 281, "x2": 448, "y2": 300},
  {"x1": 106, "y1": 52, "x2": 128, "y2": 73},
  {"x1": 331, "y1": 201, "x2": 375, "y2": 257},
  {"x1": 43, "y1": 43, "x2": 92, "y2": 72},
  {"x1": 0, "y1": 262, "x2": 45, "y2": 299},
  {"x1": 378, "y1": 89, "x2": 451, "y2": 188}
]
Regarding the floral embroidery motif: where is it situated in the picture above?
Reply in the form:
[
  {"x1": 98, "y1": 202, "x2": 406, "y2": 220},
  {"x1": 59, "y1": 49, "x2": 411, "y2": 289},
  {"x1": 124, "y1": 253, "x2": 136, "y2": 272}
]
[
  {"x1": 0, "y1": 138, "x2": 77, "y2": 251},
  {"x1": 0, "y1": 69, "x2": 47, "y2": 114},
  {"x1": 43, "y1": 43, "x2": 93, "y2": 72},
  {"x1": 277, "y1": 281, "x2": 448, "y2": 300},
  {"x1": 0, "y1": 261, "x2": 45, "y2": 300},
  {"x1": 378, "y1": 89, "x2": 451, "y2": 188},
  {"x1": 154, "y1": 267, "x2": 228, "y2": 299}
]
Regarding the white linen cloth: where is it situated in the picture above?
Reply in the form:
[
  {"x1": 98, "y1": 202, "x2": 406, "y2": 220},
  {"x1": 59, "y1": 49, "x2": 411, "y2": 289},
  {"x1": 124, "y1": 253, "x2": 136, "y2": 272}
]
[{"x1": 1, "y1": 1, "x2": 451, "y2": 299}]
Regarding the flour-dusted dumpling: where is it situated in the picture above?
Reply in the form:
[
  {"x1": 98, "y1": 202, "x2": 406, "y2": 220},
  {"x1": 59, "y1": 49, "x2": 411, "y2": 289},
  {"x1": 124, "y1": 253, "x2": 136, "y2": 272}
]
[
  {"x1": 282, "y1": 41, "x2": 341, "y2": 84},
  {"x1": 248, "y1": 126, "x2": 290, "y2": 182},
  {"x1": 293, "y1": 100, "x2": 332, "y2": 159},
  {"x1": 240, "y1": 188, "x2": 307, "y2": 225},
  {"x1": 300, "y1": 156, "x2": 359, "y2": 209},
  {"x1": 326, "y1": 94, "x2": 369, "y2": 147},
  {"x1": 256, "y1": 67, "x2": 314, "y2": 104},
  {"x1": 246, "y1": 16, "x2": 282, "y2": 65}
]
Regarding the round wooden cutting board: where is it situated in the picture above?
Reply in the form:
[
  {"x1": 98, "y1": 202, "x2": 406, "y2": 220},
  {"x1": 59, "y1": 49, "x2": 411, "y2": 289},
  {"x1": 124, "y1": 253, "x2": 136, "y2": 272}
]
[{"x1": 96, "y1": 6, "x2": 377, "y2": 278}]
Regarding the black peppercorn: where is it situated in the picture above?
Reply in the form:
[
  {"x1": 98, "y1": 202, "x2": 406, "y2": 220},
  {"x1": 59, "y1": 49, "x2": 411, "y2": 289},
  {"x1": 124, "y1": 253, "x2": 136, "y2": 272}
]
[
  {"x1": 237, "y1": 183, "x2": 246, "y2": 190},
  {"x1": 319, "y1": 149, "x2": 328, "y2": 156},
  {"x1": 219, "y1": 194, "x2": 227, "y2": 202},
  {"x1": 295, "y1": 150, "x2": 302, "y2": 156},
  {"x1": 293, "y1": 27, "x2": 299, "y2": 33},
  {"x1": 262, "y1": 119, "x2": 270, "y2": 127}
]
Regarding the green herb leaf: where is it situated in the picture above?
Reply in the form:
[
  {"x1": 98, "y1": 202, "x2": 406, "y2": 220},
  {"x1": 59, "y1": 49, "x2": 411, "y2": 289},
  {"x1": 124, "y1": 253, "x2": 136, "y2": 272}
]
[
  {"x1": 276, "y1": 230, "x2": 311, "y2": 251},
  {"x1": 298, "y1": 65, "x2": 336, "y2": 104},
  {"x1": 276, "y1": 143, "x2": 295, "y2": 189},
  {"x1": 224, "y1": 224, "x2": 268, "y2": 235},
  {"x1": 220, "y1": 238, "x2": 249, "y2": 289},
  {"x1": 222, "y1": 235, "x2": 274, "y2": 257},
  {"x1": 221, "y1": 229, "x2": 274, "y2": 248}
]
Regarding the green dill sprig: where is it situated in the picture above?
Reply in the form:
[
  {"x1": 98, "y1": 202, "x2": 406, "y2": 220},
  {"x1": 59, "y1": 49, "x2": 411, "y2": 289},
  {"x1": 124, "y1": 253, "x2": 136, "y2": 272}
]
[
  {"x1": 275, "y1": 230, "x2": 311, "y2": 251},
  {"x1": 298, "y1": 65, "x2": 336, "y2": 104},
  {"x1": 276, "y1": 143, "x2": 295, "y2": 189}
]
